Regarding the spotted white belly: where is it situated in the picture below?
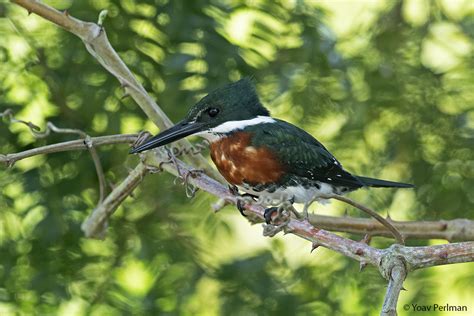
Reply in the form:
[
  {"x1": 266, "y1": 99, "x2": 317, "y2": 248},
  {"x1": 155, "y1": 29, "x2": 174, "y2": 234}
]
[{"x1": 238, "y1": 182, "x2": 336, "y2": 205}]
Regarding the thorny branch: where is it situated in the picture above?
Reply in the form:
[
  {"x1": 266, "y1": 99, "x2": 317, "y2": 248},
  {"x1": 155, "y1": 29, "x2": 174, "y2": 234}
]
[
  {"x1": 145, "y1": 151, "x2": 474, "y2": 315},
  {"x1": 3, "y1": 132, "x2": 474, "y2": 241},
  {"x1": 1, "y1": 108, "x2": 108, "y2": 202},
  {"x1": 0, "y1": 134, "x2": 139, "y2": 166},
  {"x1": 319, "y1": 194, "x2": 405, "y2": 244},
  {"x1": 380, "y1": 253, "x2": 407, "y2": 316},
  {"x1": 306, "y1": 215, "x2": 474, "y2": 242},
  {"x1": 81, "y1": 162, "x2": 149, "y2": 238},
  {"x1": 8, "y1": 1, "x2": 474, "y2": 315},
  {"x1": 143, "y1": 150, "x2": 474, "y2": 266},
  {"x1": 10, "y1": 0, "x2": 224, "y2": 182}
]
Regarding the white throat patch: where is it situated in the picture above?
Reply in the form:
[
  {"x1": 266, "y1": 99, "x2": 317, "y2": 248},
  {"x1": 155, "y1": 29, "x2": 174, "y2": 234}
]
[{"x1": 196, "y1": 116, "x2": 275, "y2": 141}]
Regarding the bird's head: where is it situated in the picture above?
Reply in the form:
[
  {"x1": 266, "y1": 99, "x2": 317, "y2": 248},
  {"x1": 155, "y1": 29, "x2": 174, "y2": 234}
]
[{"x1": 130, "y1": 78, "x2": 271, "y2": 153}]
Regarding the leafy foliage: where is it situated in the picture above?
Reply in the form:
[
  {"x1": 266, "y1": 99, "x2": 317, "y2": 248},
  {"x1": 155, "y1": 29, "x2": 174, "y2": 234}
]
[{"x1": 0, "y1": 0, "x2": 473, "y2": 315}]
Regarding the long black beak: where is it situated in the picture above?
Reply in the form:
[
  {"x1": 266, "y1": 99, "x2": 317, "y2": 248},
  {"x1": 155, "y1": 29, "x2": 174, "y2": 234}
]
[{"x1": 129, "y1": 120, "x2": 203, "y2": 154}]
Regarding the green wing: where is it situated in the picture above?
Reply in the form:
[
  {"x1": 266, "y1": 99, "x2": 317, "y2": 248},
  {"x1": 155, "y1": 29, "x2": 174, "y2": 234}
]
[{"x1": 248, "y1": 119, "x2": 363, "y2": 188}]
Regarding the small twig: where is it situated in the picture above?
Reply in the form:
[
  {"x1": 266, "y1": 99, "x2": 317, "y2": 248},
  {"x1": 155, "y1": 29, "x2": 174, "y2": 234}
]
[
  {"x1": 132, "y1": 131, "x2": 152, "y2": 148},
  {"x1": 1, "y1": 109, "x2": 117, "y2": 203},
  {"x1": 212, "y1": 198, "x2": 230, "y2": 212},
  {"x1": 10, "y1": 0, "x2": 224, "y2": 182},
  {"x1": 10, "y1": 3, "x2": 474, "y2": 315},
  {"x1": 83, "y1": 136, "x2": 106, "y2": 202},
  {"x1": 5, "y1": 127, "x2": 469, "y2": 241},
  {"x1": 0, "y1": 134, "x2": 139, "y2": 166},
  {"x1": 1, "y1": 108, "x2": 42, "y2": 132},
  {"x1": 380, "y1": 254, "x2": 407, "y2": 316},
  {"x1": 359, "y1": 234, "x2": 372, "y2": 271},
  {"x1": 166, "y1": 147, "x2": 183, "y2": 179},
  {"x1": 144, "y1": 152, "x2": 474, "y2": 265},
  {"x1": 1, "y1": 109, "x2": 87, "y2": 139},
  {"x1": 183, "y1": 169, "x2": 204, "y2": 198},
  {"x1": 81, "y1": 162, "x2": 149, "y2": 239},
  {"x1": 307, "y1": 215, "x2": 474, "y2": 242},
  {"x1": 2, "y1": 119, "x2": 470, "y2": 242},
  {"x1": 319, "y1": 194, "x2": 405, "y2": 245},
  {"x1": 97, "y1": 9, "x2": 107, "y2": 26}
]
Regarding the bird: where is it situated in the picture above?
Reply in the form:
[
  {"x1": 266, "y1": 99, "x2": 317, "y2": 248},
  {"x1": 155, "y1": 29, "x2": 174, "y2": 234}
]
[{"x1": 130, "y1": 78, "x2": 413, "y2": 222}]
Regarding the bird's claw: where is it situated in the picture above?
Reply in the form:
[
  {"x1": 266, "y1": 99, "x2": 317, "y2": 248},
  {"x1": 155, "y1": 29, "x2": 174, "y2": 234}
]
[
  {"x1": 236, "y1": 193, "x2": 256, "y2": 217},
  {"x1": 262, "y1": 205, "x2": 291, "y2": 237},
  {"x1": 264, "y1": 207, "x2": 278, "y2": 224},
  {"x1": 236, "y1": 200, "x2": 247, "y2": 217},
  {"x1": 229, "y1": 186, "x2": 257, "y2": 217},
  {"x1": 264, "y1": 206, "x2": 291, "y2": 225}
]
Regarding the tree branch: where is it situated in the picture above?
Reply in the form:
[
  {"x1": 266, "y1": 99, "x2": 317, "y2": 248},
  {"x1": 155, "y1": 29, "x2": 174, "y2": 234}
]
[
  {"x1": 0, "y1": 134, "x2": 138, "y2": 166},
  {"x1": 8, "y1": 0, "x2": 474, "y2": 269},
  {"x1": 319, "y1": 194, "x2": 405, "y2": 244},
  {"x1": 9, "y1": 2, "x2": 474, "y2": 315},
  {"x1": 81, "y1": 162, "x2": 149, "y2": 238},
  {"x1": 308, "y1": 215, "x2": 474, "y2": 242},
  {"x1": 10, "y1": 0, "x2": 224, "y2": 182},
  {"x1": 380, "y1": 254, "x2": 407, "y2": 316},
  {"x1": 5, "y1": 132, "x2": 472, "y2": 241},
  {"x1": 143, "y1": 149, "x2": 474, "y2": 315},
  {"x1": 388, "y1": 242, "x2": 474, "y2": 270},
  {"x1": 3, "y1": 130, "x2": 472, "y2": 243},
  {"x1": 144, "y1": 149, "x2": 474, "y2": 270},
  {"x1": 1, "y1": 108, "x2": 113, "y2": 202}
]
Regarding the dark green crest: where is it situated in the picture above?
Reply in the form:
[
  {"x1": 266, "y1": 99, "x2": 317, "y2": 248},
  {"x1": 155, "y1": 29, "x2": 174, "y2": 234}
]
[{"x1": 185, "y1": 78, "x2": 270, "y2": 127}]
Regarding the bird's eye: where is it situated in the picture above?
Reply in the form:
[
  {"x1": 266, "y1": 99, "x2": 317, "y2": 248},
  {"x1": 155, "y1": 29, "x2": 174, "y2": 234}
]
[{"x1": 207, "y1": 108, "x2": 219, "y2": 117}]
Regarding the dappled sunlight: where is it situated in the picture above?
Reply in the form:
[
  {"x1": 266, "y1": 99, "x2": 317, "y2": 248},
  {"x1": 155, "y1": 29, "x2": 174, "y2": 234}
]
[
  {"x1": 316, "y1": 0, "x2": 392, "y2": 38},
  {"x1": 120, "y1": 114, "x2": 144, "y2": 134},
  {"x1": 402, "y1": 0, "x2": 430, "y2": 27},
  {"x1": 0, "y1": 0, "x2": 472, "y2": 314},
  {"x1": 116, "y1": 259, "x2": 155, "y2": 296},
  {"x1": 439, "y1": 0, "x2": 474, "y2": 20},
  {"x1": 421, "y1": 22, "x2": 471, "y2": 73},
  {"x1": 57, "y1": 298, "x2": 87, "y2": 316}
]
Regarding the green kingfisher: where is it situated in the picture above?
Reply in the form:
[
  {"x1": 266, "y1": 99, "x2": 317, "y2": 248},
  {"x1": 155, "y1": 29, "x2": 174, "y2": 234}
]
[{"x1": 130, "y1": 78, "x2": 413, "y2": 221}]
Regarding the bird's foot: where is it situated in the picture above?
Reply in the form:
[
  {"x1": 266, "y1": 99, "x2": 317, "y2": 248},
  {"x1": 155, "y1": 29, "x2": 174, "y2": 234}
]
[
  {"x1": 301, "y1": 202, "x2": 311, "y2": 222},
  {"x1": 180, "y1": 168, "x2": 204, "y2": 198},
  {"x1": 228, "y1": 186, "x2": 257, "y2": 217},
  {"x1": 263, "y1": 206, "x2": 292, "y2": 225},
  {"x1": 236, "y1": 193, "x2": 257, "y2": 217},
  {"x1": 303, "y1": 209, "x2": 309, "y2": 221},
  {"x1": 262, "y1": 205, "x2": 291, "y2": 237},
  {"x1": 263, "y1": 207, "x2": 278, "y2": 224}
]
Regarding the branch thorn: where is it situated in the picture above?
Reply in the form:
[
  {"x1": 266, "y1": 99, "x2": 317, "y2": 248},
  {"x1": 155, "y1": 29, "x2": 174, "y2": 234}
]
[
  {"x1": 121, "y1": 92, "x2": 130, "y2": 100},
  {"x1": 311, "y1": 242, "x2": 321, "y2": 253},
  {"x1": 97, "y1": 10, "x2": 108, "y2": 26},
  {"x1": 212, "y1": 198, "x2": 228, "y2": 212},
  {"x1": 361, "y1": 234, "x2": 372, "y2": 245}
]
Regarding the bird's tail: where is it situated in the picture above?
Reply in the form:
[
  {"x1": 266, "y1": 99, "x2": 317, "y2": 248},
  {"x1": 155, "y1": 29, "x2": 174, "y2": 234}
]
[{"x1": 356, "y1": 176, "x2": 414, "y2": 188}]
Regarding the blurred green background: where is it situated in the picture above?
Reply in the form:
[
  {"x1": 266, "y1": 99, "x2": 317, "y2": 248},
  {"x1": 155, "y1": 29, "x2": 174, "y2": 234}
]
[{"x1": 1, "y1": 0, "x2": 473, "y2": 315}]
